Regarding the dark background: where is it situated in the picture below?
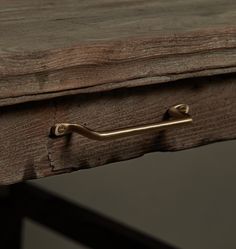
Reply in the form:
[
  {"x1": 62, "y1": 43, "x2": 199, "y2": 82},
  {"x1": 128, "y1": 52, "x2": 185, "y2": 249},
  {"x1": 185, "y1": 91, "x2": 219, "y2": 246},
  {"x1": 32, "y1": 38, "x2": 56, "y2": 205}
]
[{"x1": 24, "y1": 140, "x2": 236, "y2": 249}]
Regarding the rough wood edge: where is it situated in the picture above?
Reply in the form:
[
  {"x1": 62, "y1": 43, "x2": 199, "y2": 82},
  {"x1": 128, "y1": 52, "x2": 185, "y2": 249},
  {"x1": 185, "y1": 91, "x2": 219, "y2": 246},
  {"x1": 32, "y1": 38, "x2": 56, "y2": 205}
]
[{"x1": 1, "y1": 28, "x2": 236, "y2": 106}]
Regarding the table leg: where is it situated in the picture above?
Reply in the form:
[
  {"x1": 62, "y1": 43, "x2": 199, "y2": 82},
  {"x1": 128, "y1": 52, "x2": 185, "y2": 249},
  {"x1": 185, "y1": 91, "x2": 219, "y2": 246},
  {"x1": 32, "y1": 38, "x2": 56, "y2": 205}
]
[
  {"x1": 0, "y1": 186, "x2": 23, "y2": 249},
  {"x1": 11, "y1": 183, "x2": 178, "y2": 249}
]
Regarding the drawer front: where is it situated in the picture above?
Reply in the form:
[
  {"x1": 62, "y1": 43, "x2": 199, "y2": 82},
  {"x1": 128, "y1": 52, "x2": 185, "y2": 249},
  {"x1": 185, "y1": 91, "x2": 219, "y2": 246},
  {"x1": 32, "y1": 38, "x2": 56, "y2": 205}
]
[{"x1": 0, "y1": 74, "x2": 236, "y2": 184}]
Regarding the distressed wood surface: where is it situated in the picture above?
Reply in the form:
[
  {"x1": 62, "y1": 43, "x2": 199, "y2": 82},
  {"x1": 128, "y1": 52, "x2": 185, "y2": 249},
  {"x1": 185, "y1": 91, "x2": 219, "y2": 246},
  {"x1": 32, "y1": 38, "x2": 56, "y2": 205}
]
[
  {"x1": 1, "y1": 0, "x2": 236, "y2": 106},
  {"x1": 0, "y1": 74, "x2": 235, "y2": 184},
  {"x1": 1, "y1": 1, "x2": 236, "y2": 184}
]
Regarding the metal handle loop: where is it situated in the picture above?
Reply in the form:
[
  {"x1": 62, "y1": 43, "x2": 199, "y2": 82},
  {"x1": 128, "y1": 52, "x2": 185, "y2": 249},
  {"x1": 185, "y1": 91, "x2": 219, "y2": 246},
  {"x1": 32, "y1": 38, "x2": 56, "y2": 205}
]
[{"x1": 50, "y1": 104, "x2": 192, "y2": 141}]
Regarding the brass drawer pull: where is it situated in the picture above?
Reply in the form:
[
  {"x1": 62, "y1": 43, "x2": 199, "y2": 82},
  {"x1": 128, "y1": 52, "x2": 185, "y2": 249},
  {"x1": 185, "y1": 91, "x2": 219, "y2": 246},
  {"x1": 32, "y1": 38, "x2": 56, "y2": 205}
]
[{"x1": 51, "y1": 104, "x2": 192, "y2": 141}]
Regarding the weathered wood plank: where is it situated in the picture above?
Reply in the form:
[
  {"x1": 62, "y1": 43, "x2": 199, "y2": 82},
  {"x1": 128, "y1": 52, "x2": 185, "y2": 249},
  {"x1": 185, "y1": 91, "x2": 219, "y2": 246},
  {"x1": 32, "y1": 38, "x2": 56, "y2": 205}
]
[
  {"x1": 1, "y1": 0, "x2": 236, "y2": 106},
  {"x1": 0, "y1": 74, "x2": 235, "y2": 184},
  {"x1": 1, "y1": 0, "x2": 236, "y2": 51}
]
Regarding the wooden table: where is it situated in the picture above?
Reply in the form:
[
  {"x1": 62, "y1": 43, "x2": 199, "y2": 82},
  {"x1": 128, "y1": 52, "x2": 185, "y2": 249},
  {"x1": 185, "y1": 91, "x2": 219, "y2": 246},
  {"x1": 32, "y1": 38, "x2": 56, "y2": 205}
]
[
  {"x1": 1, "y1": 1, "x2": 236, "y2": 248},
  {"x1": 0, "y1": 0, "x2": 236, "y2": 185}
]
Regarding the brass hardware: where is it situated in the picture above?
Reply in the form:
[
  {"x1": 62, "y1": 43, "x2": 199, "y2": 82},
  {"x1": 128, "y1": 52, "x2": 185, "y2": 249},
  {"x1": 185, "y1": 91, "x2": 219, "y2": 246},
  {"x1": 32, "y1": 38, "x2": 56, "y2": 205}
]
[{"x1": 51, "y1": 104, "x2": 192, "y2": 141}]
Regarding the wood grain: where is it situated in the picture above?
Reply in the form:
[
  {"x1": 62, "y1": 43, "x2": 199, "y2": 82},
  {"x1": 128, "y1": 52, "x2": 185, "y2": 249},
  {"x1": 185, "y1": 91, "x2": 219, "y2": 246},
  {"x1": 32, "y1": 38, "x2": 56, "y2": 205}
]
[
  {"x1": 0, "y1": 74, "x2": 235, "y2": 184},
  {"x1": 1, "y1": 0, "x2": 236, "y2": 106}
]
